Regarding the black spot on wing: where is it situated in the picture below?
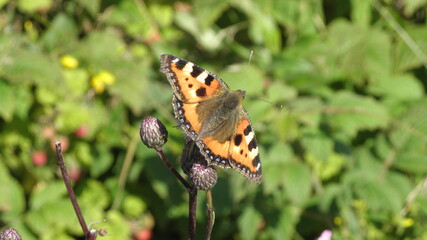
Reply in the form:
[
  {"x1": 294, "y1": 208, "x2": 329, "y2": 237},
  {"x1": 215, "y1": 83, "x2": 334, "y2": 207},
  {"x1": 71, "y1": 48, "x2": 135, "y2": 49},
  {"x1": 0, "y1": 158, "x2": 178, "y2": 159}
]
[
  {"x1": 234, "y1": 134, "x2": 242, "y2": 146},
  {"x1": 205, "y1": 74, "x2": 214, "y2": 86},
  {"x1": 188, "y1": 84, "x2": 193, "y2": 88},
  {"x1": 196, "y1": 87, "x2": 207, "y2": 97},
  {"x1": 243, "y1": 125, "x2": 252, "y2": 136},
  {"x1": 175, "y1": 59, "x2": 187, "y2": 70},
  {"x1": 191, "y1": 65, "x2": 203, "y2": 78},
  {"x1": 252, "y1": 154, "x2": 260, "y2": 167},
  {"x1": 248, "y1": 138, "x2": 257, "y2": 151}
]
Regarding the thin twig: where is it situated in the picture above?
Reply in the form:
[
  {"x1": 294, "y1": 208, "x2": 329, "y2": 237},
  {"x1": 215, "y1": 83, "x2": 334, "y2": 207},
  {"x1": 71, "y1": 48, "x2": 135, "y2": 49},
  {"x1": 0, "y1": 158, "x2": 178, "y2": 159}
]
[
  {"x1": 205, "y1": 189, "x2": 215, "y2": 240},
  {"x1": 188, "y1": 187, "x2": 197, "y2": 240},
  {"x1": 55, "y1": 141, "x2": 97, "y2": 240},
  {"x1": 374, "y1": 1, "x2": 427, "y2": 69},
  {"x1": 400, "y1": 176, "x2": 427, "y2": 216},
  {"x1": 155, "y1": 148, "x2": 196, "y2": 239},
  {"x1": 156, "y1": 149, "x2": 192, "y2": 190}
]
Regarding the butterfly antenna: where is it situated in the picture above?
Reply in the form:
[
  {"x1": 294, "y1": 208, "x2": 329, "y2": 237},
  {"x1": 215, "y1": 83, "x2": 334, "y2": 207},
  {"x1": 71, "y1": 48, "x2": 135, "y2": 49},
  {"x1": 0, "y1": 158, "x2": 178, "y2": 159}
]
[
  {"x1": 243, "y1": 50, "x2": 254, "y2": 91},
  {"x1": 248, "y1": 96, "x2": 284, "y2": 109}
]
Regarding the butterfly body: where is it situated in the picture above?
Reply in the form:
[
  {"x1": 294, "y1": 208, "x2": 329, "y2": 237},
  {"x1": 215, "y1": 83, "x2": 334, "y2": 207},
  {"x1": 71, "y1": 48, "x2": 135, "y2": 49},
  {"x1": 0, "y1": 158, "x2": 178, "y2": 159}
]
[{"x1": 160, "y1": 54, "x2": 262, "y2": 183}]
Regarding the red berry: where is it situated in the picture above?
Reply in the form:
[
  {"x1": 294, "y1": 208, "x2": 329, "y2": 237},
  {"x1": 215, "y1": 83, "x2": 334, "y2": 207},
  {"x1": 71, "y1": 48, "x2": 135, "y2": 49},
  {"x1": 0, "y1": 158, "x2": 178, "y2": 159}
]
[
  {"x1": 68, "y1": 168, "x2": 82, "y2": 182},
  {"x1": 75, "y1": 125, "x2": 89, "y2": 138},
  {"x1": 32, "y1": 151, "x2": 47, "y2": 166},
  {"x1": 135, "y1": 229, "x2": 152, "y2": 240}
]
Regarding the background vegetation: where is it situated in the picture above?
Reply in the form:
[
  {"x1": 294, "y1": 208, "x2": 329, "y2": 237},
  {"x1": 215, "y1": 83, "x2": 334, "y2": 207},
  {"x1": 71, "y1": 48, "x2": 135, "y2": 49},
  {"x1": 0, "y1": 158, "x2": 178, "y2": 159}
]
[{"x1": 1, "y1": 0, "x2": 427, "y2": 239}]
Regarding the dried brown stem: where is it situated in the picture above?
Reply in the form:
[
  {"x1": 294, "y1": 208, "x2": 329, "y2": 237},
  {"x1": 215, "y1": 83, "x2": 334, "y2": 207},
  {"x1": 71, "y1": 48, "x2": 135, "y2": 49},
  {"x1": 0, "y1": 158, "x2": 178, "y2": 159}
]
[{"x1": 55, "y1": 141, "x2": 97, "y2": 240}]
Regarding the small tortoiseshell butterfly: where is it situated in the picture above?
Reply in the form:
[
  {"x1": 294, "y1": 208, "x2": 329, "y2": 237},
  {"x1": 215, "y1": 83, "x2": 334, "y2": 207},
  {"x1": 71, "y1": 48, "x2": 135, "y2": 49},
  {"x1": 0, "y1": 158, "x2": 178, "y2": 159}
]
[{"x1": 160, "y1": 54, "x2": 262, "y2": 183}]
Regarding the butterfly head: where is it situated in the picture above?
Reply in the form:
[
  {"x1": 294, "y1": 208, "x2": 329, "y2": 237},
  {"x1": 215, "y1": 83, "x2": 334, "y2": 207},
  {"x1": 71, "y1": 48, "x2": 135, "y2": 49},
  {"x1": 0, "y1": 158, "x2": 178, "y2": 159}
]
[{"x1": 224, "y1": 90, "x2": 246, "y2": 110}]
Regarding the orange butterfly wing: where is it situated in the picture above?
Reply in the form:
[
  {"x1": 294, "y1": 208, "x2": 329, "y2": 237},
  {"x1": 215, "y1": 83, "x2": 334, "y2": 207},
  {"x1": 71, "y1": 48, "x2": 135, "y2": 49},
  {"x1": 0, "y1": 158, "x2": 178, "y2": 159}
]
[
  {"x1": 228, "y1": 110, "x2": 262, "y2": 183},
  {"x1": 161, "y1": 54, "x2": 262, "y2": 183},
  {"x1": 160, "y1": 54, "x2": 228, "y2": 103}
]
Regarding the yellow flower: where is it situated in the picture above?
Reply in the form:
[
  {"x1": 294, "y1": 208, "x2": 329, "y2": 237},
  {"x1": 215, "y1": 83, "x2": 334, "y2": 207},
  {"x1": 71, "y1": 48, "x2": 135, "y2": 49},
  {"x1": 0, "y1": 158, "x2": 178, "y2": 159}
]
[
  {"x1": 334, "y1": 216, "x2": 343, "y2": 226},
  {"x1": 91, "y1": 71, "x2": 115, "y2": 94},
  {"x1": 98, "y1": 71, "x2": 115, "y2": 85},
  {"x1": 24, "y1": 20, "x2": 33, "y2": 31},
  {"x1": 352, "y1": 199, "x2": 366, "y2": 211},
  {"x1": 399, "y1": 218, "x2": 414, "y2": 228},
  {"x1": 60, "y1": 55, "x2": 79, "y2": 69}
]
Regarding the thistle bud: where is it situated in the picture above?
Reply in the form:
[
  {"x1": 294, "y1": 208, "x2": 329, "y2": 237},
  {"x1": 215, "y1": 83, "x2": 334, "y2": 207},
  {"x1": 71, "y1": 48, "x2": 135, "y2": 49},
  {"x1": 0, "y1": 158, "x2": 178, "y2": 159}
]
[
  {"x1": 0, "y1": 228, "x2": 22, "y2": 240},
  {"x1": 189, "y1": 163, "x2": 218, "y2": 190},
  {"x1": 140, "y1": 117, "x2": 168, "y2": 150}
]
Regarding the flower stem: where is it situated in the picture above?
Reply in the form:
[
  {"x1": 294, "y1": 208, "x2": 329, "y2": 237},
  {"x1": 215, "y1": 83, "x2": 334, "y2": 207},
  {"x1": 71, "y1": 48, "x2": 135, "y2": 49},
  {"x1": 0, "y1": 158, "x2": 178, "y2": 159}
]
[
  {"x1": 189, "y1": 187, "x2": 198, "y2": 240},
  {"x1": 156, "y1": 148, "x2": 196, "y2": 239},
  {"x1": 157, "y1": 149, "x2": 192, "y2": 190},
  {"x1": 55, "y1": 141, "x2": 97, "y2": 240},
  {"x1": 205, "y1": 189, "x2": 215, "y2": 240}
]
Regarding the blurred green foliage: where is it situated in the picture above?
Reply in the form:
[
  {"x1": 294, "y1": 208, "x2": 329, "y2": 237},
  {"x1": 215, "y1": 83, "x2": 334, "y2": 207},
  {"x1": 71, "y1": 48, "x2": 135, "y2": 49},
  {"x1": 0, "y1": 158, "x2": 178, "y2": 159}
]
[{"x1": 0, "y1": 0, "x2": 427, "y2": 239}]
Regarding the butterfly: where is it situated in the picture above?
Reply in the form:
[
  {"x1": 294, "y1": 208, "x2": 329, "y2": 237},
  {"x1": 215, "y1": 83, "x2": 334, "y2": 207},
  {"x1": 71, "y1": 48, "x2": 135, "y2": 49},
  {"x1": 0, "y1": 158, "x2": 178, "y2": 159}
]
[{"x1": 160, "y1": 54, "x2": 262, "y2": 183}]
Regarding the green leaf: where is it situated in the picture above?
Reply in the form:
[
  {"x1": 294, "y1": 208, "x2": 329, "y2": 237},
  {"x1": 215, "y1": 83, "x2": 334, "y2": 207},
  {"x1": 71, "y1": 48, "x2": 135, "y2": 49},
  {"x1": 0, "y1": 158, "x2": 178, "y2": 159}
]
[
  {"x1": 107, "y1": 1, "x2": 156, "y2": 38},
  {"x1": 55, "y1": 101, "x2": 91, "y2": 133},
  {"x1": 17, "y1": 0, "x2": 52, "y2": 13},
  {"x1": 0, "y1": 45, "x2": 63, "y2": 87},
  {"x1": 14, "y1": 85, "x2": 32, "y2": 119},
  {"x1": 0, "y1": 80, "x2": 14, "y2": 121},
  {"x1": 394, "y1": 151, "x2": 427, "y2": 173},
  {"x1": 219, "y1": 64, "x2": 264, "y2": 96},
  {"x1": 368, "y1": 74, "x2": 423, "y2": 101},
  {"x1": 386, "y1": 172, "x2": 412, "y2": 199},
  {"x1": 301, "y1": 132, "x2": 332, "y2": 162},
  {"x1": 174, "y1": 11, "x2": 225, "y2": 51},
  {"x1": 150, "y1": 4, "x2": 173, "y2": 27},
  {"x1": 271, "y1": 206, "x2": 296, "y2": 240},
  {"x1": 26, "y1": 198, "x2": 79, "y2": 236},
  {"x1": 194, "y1": 0, "x2": 230, "y2": 30},
  {"x1": 40, "y1": 13, "x2": 78, "y2": 51},
  {"x1": 350, "y1": 0, "x2": 374, "y2": 26},
  {"x1": 289, "y1": 97, "x2": 324, "y2": 128},
  {"x1": 327, "y1": 92, "x2": 389, "y2": 137},
  {"x1": 122, "y1": 195, "x2": 147, "y2": 218},
  {"x1": 75, "y1": 142, "x2": 93, "y2": 167},
  {"x1": 78, "y1": 180, "x2": 110, "y2": 210},
  {"x1": 319, "y1": 184, "x2": 341, "y2": 212},
  {"x1": 0, "y1": 160, "x2": 25, "y2": 220},
  {"x1": 90, "y1": 145, "x2": 114, "y2": 178},
  {"x1": 395, "y1": 25, "x2": 427, "y2": 71},
  {"x1": 283, "y1": 163, "x2": 312, "y2": 206},
  {"x1": 354, "y1": 179, "x2": 402, "y2": 212},
  {"x1": 266, "y1": 81, "x2": 297, "y2": 103},
  {"x1": 326, "y1": 20, "x2": 391, "y2": 81},
  {"x1": 238, "y1": 206, "x2": 262, "y2": 240},
  {"x1": 75, "y1": 30, "x2": 126, "y2": 69},
  {"x1": 107, "y1": 60, "x2": 151, "y2": 115},
  {"x1": 77, "y1": 0, "x2": 100, "y2": 16},
  {"x1": 263, "y1": 144, "x2": 294, "y2": 194},
  {"x1": 29, "y1": 181, "x2": 67, "y2": 209},
  {"x1": 249, "y1": 11, "x2": 281, "y2": 53},
  {"x1": 63, "y1": 69, "x2": 89, "y2": 97}
]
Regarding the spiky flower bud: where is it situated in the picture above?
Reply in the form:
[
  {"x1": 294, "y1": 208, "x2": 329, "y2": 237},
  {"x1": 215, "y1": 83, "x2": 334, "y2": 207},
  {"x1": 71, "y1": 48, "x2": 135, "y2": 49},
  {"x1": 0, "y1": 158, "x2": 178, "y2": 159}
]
[
  {"x1": 189, "y1": 163, "x2": 218, "y2": 190},
  {"x1": 0, "y1": 228, "x2": 22, "y2": 240},
  {"x1": 140, "y1": 116, "x2": 168, "y2": 150}
]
